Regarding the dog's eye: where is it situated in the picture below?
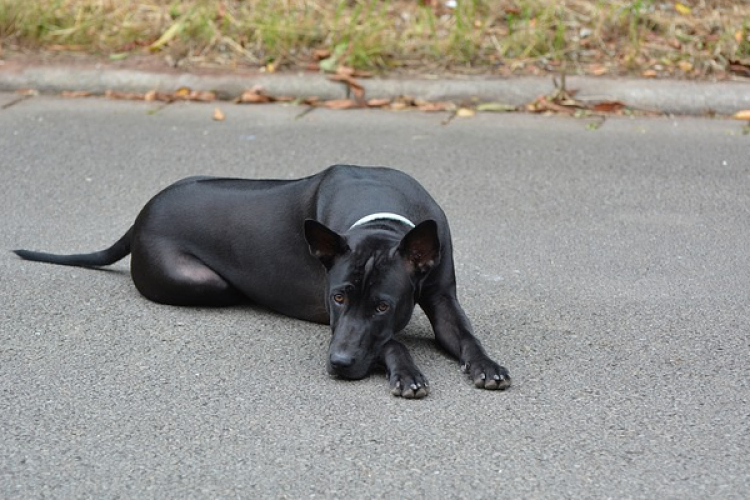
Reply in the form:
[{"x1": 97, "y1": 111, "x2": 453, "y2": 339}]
[
  {"x1": 376, "y1": 301, "x2": 390, "y2": 313},
  {"x1": 332, "y1": 293, "x2": 345, "y2": 304}
]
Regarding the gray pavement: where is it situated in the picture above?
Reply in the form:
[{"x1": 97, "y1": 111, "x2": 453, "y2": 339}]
[
  {"x1": 1, "y1": 94, "x2": 749, "y2": 499},
  {"x1": 1, "y1": 60, "x2": 750, "y2": 115}
]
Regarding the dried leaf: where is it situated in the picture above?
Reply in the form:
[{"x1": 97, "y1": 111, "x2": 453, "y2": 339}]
[
  {"x1": 174, "y1": 86, "x2": 191, "y2": 97},
  {"x1": 592, "y1": 101, "x2": 625, "y2": 113},
  {"x1": 677, "y1": 60, "x2": 693, "y2": 73},
  {"x1": 48, "y1": 44, "x2": 86, "y2": 51},
  {"x1": 476, "y1": 102, "x2": 516, "y2": 112},
  {"x1": 727, "y1": 60, "x2": 750, "y2": 78},
  {"x1": 313, "y1": 49, "x2": 331, "y2": 60},
  {"x1": 366, "y1": 98, "x2": 391, "y2": 108},
  {"x1": 237, "y1": 88, "x2": 274, "y2": 104},
  {"x1": 589, "y1": 64, "x2": 608, "y2": 76},
  {"x1": 389, "y1": 101, "x2": 410, "y2": 111},
  {"x1": 418, "y1": 102, "x2": 450, "y2": 112},
  {"x1": 190, "y1": 90, "x2": 216, "y2": 102},
  {"x1": 61, "y1": 90, "x2": 93, "y2": 98},
  {"x1": 732, "y1": 110, "x2": 750, "y2": 121},
  {"x1": 322, "y1": 99, "x2": 361, "y2": 110},
  {"x1": 456, "y1": 107, "x2": 475, "y2": 118},
  {"x1": 328, "y1": 73, "x2": 365, "y2": 100},
  {"x1": 213, "y1": 108, "x2": 225, "y2": 121},
  {"x1": 674, "y1": 2, "x2": 691, "y2": 15},
  {"x1": 105, "y1": 90, "x2": 145, "y2": 100},
  {"x1": 527, "y1": 96, "x2": 577, "y2": 114},
  {"x1": 336, "y1": 65, "x2": 355, "y2": 76},
  {"x1": 642, "y1": 69, "x2": 657, "y2": 78}
]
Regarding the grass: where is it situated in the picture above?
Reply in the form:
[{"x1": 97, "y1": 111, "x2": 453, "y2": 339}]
[{"x1": 0, "y1": 0, "x2": 748, "y2": 78}]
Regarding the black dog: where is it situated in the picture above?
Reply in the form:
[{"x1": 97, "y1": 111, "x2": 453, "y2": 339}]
[{"x1": 15, "y1": 165, "x2": 510, "y2": 398}]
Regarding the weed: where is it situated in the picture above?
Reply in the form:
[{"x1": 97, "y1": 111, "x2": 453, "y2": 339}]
[{"x1": 0, "y1": 0, "x2": 748, "y2": 77}]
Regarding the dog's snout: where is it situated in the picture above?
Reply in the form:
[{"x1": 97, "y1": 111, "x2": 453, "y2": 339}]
[{"x1": 329, "y1": 352, "x2": 355, "y2": 369}]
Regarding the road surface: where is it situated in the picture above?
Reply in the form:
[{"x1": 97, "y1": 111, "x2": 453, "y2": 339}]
[{"x1": 1, "y1": 94, "x2": 748, "y2": 498}]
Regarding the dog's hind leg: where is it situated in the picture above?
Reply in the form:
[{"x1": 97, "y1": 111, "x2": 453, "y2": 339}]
[{"x1": 131, "y1": 247, "x2": 244, "y2": 307}]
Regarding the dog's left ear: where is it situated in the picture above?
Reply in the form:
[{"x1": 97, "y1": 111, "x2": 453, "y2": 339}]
[
  {"x1": 399, "y1": 220, "x2": 440, "y2": 274},
  {"x1": 304, "y1": 219, "x2": 350, "y2": 269}
]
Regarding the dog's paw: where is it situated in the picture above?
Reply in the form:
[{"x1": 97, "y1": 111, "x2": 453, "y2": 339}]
[
  {"x1": 388, "y1": 370, "x2": 429, "y2": 399},
  {"x1": 461, "y1": 358, "x2": 511, "y2": 390}
]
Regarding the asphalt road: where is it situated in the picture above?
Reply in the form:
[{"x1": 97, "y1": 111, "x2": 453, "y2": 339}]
[{"x1": 1, "y1": 94, "x2": 749, "y2": 499}]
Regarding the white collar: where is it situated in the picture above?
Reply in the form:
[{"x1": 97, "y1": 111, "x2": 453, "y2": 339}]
[{"x1": 349, "y1": 212, "x2": 416, "y2": 230}]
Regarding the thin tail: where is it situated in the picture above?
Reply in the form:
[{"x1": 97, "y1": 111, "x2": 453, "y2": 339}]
[{"x1": 14, "y1": 226, "x2": 133, "y2": 268}]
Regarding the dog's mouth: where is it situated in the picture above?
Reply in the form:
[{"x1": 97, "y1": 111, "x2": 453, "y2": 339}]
[{"x1": 326, "y1": 358, "x2": 372, "y2": 380}]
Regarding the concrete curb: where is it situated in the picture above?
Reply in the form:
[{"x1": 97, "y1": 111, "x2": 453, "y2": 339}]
[{"x1": 1, "y1": 61, "x2": 748, "y2": 115}]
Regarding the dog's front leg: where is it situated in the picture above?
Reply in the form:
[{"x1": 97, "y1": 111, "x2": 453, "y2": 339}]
[
  {"x1": 421, "y1": 293, "x2": 511, "y2": 390},
  {"x1": 380, "y1": 339, "x2": 429, "y2": 399}
]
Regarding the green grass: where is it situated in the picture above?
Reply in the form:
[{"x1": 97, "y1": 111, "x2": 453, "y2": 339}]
[{"x1": 0, "y1": 0, "x2": 748, "y2": 77}]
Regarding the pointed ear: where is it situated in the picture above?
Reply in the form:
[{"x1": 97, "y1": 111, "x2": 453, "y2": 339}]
[
  {"x1": 304, "y1": 219, "x2": 349, "y2": 269},
  {"x1": 399, "y1": 220, "x2": 440, "y2": 274}
]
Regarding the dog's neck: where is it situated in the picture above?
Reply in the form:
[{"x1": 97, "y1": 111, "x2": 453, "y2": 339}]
[{"x1": 349, "y1": 212, "x2": 415, "y2": 230}]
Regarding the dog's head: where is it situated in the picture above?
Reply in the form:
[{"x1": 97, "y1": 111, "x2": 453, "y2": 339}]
[{"x1": 304, "y1": 219, "x2": 440, "y2": 379}]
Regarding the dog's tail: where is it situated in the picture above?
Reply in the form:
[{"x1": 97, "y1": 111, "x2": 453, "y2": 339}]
[{"x1": 13, "y1": 226, "x2": 133, "y2": 268}]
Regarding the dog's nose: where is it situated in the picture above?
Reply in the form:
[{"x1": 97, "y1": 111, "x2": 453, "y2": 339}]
[{"x1": 329, "y1": 352, "x2": 355, "y2": 369}]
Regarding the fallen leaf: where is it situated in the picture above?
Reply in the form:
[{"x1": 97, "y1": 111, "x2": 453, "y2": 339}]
[
  {"x1": 105, "y1": 90, "x2": 145, "y2": 100},
  {"x1": 336, "y1": 65, "x2": 355, "y2": 76},
  {"x1": 328, "y1": 73, "x2": 365, "y2": 100},
  {"x1": 236, "y1": 87, "x2": 274, "y2": 104},
  {"x1": 174, "y1": 86, "x2": 192, "y2": 98},
  {"x1": 48, "y1": 44, "x2": 86, "y2": 51},
  {"x1": 727, "y1": 60, "x2": 750, "y2": 78},
  {"x1": 418, "y1": 102, "x2": 451, "y2": 112},
  {"x1": 732, "y1": 110, "x2": 750, "y2": 120},
  {"x1": 674, "y1": 2, "x2": 691, "y2": 15},
  {"x1": 589, "y1": 64, "x2": 608, "y2": 76},
  {"x1": 642, "y1": 69, "x2": 657, "y2": 78},
  {"x1": 389, "y1": 101, "x2": 410, "y2": 111},
  {"x1": 143, "y1": 91, "x2": 175, "y2": 102},
  {"x1": 677, "y1": 60, "x2": 693, "y2": 73},
  {"x1": 321, "y1": 99, "x2": 361, "y2": 110},
  {"x1": 189, "y1": 90, "x2": 216, "y2": 102},
  {"x1": 16, "y1": 88, "x2": 39, "y2": 97},
  {"x1": 527, "y1": 95, "x2": 577, "y2": 114},
  {"x1": 350, "y1": 69, "x2": 373, "y2": 78},
  {"x1": 366, "y1": 98, "x2": 391, "y2": 108},
  {"x1": 476, "y1": 102, "x2": 517, "y2": 112},
  {"x1": 456, "y1": 107, "x2": 475, "y2": 118},
  {"x1": 592, "y1": 101, "x2": 625, "y2": 112},
  {"x1": 61, "y1": 90, "x2": 93, "y2": 98},
  {"x1": 213, "y1": 108, "x2": 225, "y2": 121},
  {"x1": 312, "y1": 49, "x2": 331, "y2": 60}
]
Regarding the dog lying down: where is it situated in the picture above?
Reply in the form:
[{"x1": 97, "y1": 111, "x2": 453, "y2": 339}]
[{"x1": 14, "y1": 165, "x2": 510, "y2": 398}]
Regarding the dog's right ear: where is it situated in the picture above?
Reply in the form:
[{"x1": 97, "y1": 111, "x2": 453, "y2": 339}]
[{"x1": 304, "y1": 220, "x2": 349, "y2": 269}]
